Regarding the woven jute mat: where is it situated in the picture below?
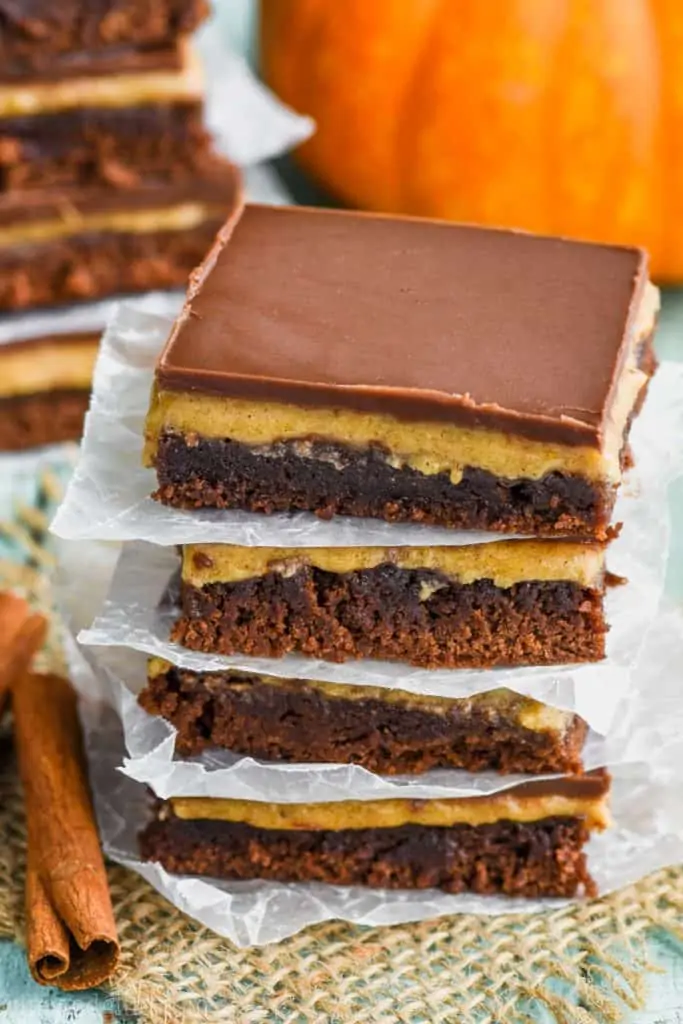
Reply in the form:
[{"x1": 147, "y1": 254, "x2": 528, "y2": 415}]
[{"x1": 2, "y1": 490, "x2": 683, "y2": 1023}]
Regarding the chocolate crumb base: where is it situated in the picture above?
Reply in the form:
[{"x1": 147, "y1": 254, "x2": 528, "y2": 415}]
[
  {"x1": 0, "y1": 219, "x2": 226, "y2": 312},
  {"x1": 0, "y1": 104, "x2": 213, "y2": 192},
  {"x1": 0, "y1": 388, "x2": 89, "y2": 451},
  {"x1": 139, "y1": 813, "x2": 596, "y2": 898},
  {"x1": 0, "y1": 1, "x2": 208, "y2": 79},
  {"x1": 153, "y1": 434, "x2": 615, "y2": 538},
  {"x1": 139, "y1": 665, "x2": 588, "y2": 774},
  {"x1": 173, "y1": 565, "x2": 607, "y2": 669}
]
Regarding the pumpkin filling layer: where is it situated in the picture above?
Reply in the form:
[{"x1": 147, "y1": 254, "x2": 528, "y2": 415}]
[
  {"x1": 181, "y1": 540, "x2": 605, "y2": 590},
  {"x1": 167, "y1": 785, "x2": 611, "y2": 831},
  {"x1": 0, "y1": 336, "x2": 99, "y2": 398},
  {"x1": 0, "y1": 201, "x2": 226, "y2": 249}
]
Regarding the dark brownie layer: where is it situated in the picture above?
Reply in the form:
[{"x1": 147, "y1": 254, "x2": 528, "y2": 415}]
[
  {"x1": 0, "y1": 1, "x2": 207, "y2": 79},
  {"x1": 139, "y1": 665, "x2": 588, "y2": 773},
  {"x1": 0, "y1": 103, "x2": 212, "y2": 191},
  {"x1": 0, "y1": 220, "x2": 224, "y2": 312},
  {"x1": 0, "y1": 388, "x2": 89, "y2": 450},
  {"x1": 139, "y1": 813, "x2": 596, "y2": 898},
  {"x1": 173, "y1": 565, "x2": 607, "y2": 669},
  {"x1": 155, "y1": 433, "x2": 616, "y2": 537}
]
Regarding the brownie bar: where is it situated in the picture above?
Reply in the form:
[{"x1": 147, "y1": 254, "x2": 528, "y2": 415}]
[
  {"x1": 140, "y1": 660, "x2": 588, "y2": 773},
  {"x1": 0, "y1": 103, "x2": 212, "y2": 191},
  {"x1": 173, "y1": 554, "x2": 607, "y2": 669},
  {"x1": 145, "y1": 205, "x2": 659, "y2": 539},
  {"x1": 0, "y1": 388, "x2": 90, "y2": 450},
  {"x1": 0, "y1": 330, "x2": 99, "y2": 450},
  {"x1": 0, "y1": 0, "x2": 207, "y2": 79},
  {"x1": 139, "y1": 775, "x2": 611, "y2": 897},
  {"x1": 140, "y1": 815, "x2": 595, "y2": 898},
  {"x1": 0, "y1": 221, "x2": 226, "y2": 311},
  {"x1": 0, "y1": 166, "x2": 243, "y2": 310}
]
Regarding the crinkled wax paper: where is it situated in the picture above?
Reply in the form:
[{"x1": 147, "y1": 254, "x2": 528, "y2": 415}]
[
  {"x1": 53, "y1": 532, "x2": 682, "y2": 800},
  {"x1": 76, "y1": 424, "x2": 672, "y2": 732},
  {"x1": 57, "y1": 537, "x2": 683, "y2": 942},
  {"x1": 64, "y1": 604, "x2": 683, "y2": 804},
  {"x1": 0, "y1": 291, "x2": 184, "y2": 349},
  {"x1": 79, "y1": 683, "x2": 683, "y2": 946},
  {"x1": 196, "y1": 15, "x2": 313, "y2": 167}
]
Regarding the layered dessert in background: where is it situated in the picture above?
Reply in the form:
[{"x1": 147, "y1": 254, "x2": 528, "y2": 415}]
[
  {"x1": 144, "y1": 204, "x2": 659, "y2": 539},
  {"x1": 0, "y1": 331, "x2": 99, "y2": 450},
  {"x1": 141, "y1": 658, "x2": 588, "y2": 774},
  {"x1": 139, "y1": 772, "x2": 611, "y2": 898},
  {"x1": 0, "y1": 292, "x2": 184, "y2": 450},
  {"x1": 0, "y1": 0, "x2": 241, "y2": 450},
  {"x1": 136, "y1": 205, "x2": 662, "y2": 899},
  {"x1": 172, "y1": 540, "x2": 608, "y2": 668}
]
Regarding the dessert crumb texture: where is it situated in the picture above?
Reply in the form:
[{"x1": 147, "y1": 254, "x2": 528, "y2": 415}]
[{"x1": 173, "y1": 565, "x2": 607, "y2": 669}]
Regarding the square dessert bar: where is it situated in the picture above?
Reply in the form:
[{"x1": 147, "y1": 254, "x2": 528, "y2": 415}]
[
  {"x1": 172, "y1": 540, "x2": 608, "y2": 669},
  {"x1": 0, "y1": 16, "x2": 244, "y2": 312},
  {"x1": 0, "y1": 169, "x2": 242, "y2": 311},
  {"x1": 141, "y1": 657, "x2": 588, "y2": 774},
  {"x1": 0, "y1": 41, "x2": 213, "y2": 191},
  {"x1": 139, "y1": 772, "x2": 611, "y2": 897},
  {"x1": 0, "y1": 332, "x2": 99, "y2": 450},
  {"x1": 145, "y1": 205, "x2": 659, "y2": 539}
]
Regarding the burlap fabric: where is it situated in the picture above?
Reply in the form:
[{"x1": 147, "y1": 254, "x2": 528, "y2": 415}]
[{"x1": 1, "y1": 489, "x2": 683, "y2": 1024}]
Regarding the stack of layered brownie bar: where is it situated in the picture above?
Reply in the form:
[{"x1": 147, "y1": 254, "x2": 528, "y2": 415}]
[
  {"x1": 138, "y1": 205, "x2": 658, "y2": 898},
  {"x1": 0, "y1": 0, "x2": 240, "y2": 450}
]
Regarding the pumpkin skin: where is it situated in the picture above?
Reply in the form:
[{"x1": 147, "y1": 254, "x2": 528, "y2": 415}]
[{"x1": 260, "y1": 0, "x2": 683, "y2": 280}]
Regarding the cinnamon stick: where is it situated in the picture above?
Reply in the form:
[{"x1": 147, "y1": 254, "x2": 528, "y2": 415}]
[
  {"x1": 13, "y1": 671, "x2": 120, "y2": 989},
  {"x1": 0, "y1": 592, "x2": 47, "y2": 719}
]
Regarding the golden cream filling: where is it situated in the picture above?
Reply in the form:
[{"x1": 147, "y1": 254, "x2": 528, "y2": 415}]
[
  {"x1": 0, "y1": 201, "x2": 222, "y2": 249},
  {"x1": 181, "y1": 540, "x2": 604, "y2": 590},
  {"x1": 0, "y1": 340, "x2": 99, "y2": 398},
  {"x1": 601, "y1": 281, "x2": 659, "y2": 476},
  {"x1": 0, "y1": 43, "x2": 203, "y2": 117},
  {"x1": 146, "y1": 656, "x2": 573, "y2": 735},
  {"x1": 144, "y1": 281, "x2": 658, "y2": 486},
  {"x1": 168, "y1": 793, "x2": 611, "y2": 831}
]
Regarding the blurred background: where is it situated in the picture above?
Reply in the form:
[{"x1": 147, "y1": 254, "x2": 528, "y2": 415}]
[{"x1": 249, "y1": 0, "x2": 680, "y2": 280}]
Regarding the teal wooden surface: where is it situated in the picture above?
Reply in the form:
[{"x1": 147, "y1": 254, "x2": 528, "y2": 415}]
[{"x1": 1, "y1": 1, "x2": 682, "y2": 1018}]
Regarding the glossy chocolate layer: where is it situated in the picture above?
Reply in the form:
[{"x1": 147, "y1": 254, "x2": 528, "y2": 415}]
[
  {"x1": 157, "y1": 205, "x2": 648, "y2": 447},
  {"x1": 500, "y1": 769, "x2": 610, "y2": 801}
]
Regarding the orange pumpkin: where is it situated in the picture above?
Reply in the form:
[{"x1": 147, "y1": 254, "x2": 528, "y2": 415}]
[{"x1": 260, "y1": 0, "x2": 683, "y2": 280}]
